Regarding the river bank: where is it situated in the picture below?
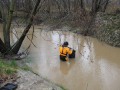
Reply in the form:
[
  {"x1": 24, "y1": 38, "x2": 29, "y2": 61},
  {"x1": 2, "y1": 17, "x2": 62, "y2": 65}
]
[
  {"x1": 0, "y1": 59, "x2": 63, "y2": 90},
  {"x1": 42, "y1": 12, "x2": 120, "y2": 47},
  {"x1": 0, "y1": 59, "x2": 17, "y2": 87},
  {"x1": 16, "y1": 70, "x2": 63, "y2": 90},
  {"x1": 94, "y1": 13, "x2": 120, "y2": 47}
]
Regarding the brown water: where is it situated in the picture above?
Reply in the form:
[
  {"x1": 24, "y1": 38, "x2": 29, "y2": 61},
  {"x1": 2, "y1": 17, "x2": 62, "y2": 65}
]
[{"x1": 1, "y1": 25, "x2": 120, "y2": 90}]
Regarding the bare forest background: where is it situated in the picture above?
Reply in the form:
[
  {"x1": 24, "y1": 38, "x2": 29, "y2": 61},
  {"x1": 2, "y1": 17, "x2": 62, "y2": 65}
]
[{"x1": 0, "y1": 0, "x2": 120, "y2": 56}]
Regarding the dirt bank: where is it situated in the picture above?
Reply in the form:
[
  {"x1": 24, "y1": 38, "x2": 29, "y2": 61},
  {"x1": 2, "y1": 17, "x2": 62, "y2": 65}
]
[{"x1": 16, "y1": 70, "x2": 63, "y2": 90}]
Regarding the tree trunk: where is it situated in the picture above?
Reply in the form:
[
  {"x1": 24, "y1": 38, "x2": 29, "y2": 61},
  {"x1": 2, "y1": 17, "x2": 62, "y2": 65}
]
[
  {"x1": 68, "y1": 0, "x2": 71, "y2": 13},
  {"x1": 0, "y1": 38, "x2": 6, "y2": 54},
  {"x1": 62, "y1": 0, "x2": 68, "y2": 13},
  {"x1": 0, "y1": 10, "x2": 1, "y2": 17},
  {"x1": 3, "y1": 0, "x2": 15, "y2": 49},
  {"x1": 11, "y1": 0, "x2": 41, "y2": 54},
  {"x1": 80, "y1": 0, "x2": 85, "y2": 10},
  {"x1": 102, "y1": 0, "x2": 109, "y2": 12}
]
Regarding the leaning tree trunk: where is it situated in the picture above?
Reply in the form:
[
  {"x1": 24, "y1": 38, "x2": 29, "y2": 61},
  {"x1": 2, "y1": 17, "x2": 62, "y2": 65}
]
[{"x1": 11, "y1": 0, "x2": 41, "y2": 54}]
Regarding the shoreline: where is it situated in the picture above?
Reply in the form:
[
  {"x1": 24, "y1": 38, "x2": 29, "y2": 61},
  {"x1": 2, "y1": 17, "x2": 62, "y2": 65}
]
[{"x1": 16, "y1": 70, "x2": 63, "y2": 90}]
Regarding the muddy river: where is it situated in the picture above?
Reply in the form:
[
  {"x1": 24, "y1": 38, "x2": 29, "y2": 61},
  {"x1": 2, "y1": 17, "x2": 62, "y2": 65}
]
[{"x1": 1, "y1": 25, "x2": 120, "y2": 90}]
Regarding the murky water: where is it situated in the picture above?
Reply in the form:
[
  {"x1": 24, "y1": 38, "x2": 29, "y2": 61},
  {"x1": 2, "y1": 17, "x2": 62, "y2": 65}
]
[{"x1": 1, "y1": 25, "x2": 120, "y2": 90}]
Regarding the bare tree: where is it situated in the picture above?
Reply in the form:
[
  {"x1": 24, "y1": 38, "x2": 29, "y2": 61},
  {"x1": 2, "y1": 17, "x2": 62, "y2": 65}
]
[{"x1": 0, "y1": 0, "x2": 42, "y2": 55}]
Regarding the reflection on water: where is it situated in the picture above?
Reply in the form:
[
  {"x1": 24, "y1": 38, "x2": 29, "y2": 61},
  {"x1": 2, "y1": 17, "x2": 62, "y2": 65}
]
[
  {"x1": 1, "y1": 25, "x2": 120, "y2": 90},
  {"x1": 60, "y1": 59, "x2": 75, "y2": 75}
]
